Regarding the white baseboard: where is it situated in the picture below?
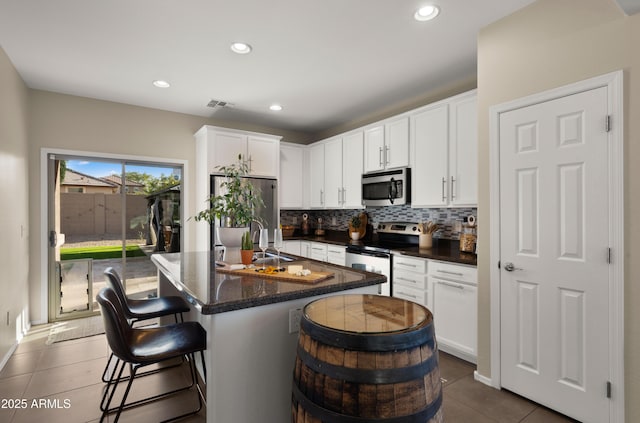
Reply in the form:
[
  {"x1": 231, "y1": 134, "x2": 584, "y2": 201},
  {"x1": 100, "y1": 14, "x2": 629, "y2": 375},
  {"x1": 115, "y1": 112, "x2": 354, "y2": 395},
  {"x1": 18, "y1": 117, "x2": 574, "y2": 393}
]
[
  {"x1": 473, "y1": 370, "x2": 495, "y2": 387},
  {"x1": 0, "y1": 342, "x2": 19, "y2": 372}
]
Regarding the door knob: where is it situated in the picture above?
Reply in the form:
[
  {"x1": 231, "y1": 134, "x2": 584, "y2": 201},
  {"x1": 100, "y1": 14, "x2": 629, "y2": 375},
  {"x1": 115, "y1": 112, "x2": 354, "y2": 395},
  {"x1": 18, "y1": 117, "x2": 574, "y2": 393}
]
[{"x1": 504, "y1": 262, "x2": 522, "y2": 272}]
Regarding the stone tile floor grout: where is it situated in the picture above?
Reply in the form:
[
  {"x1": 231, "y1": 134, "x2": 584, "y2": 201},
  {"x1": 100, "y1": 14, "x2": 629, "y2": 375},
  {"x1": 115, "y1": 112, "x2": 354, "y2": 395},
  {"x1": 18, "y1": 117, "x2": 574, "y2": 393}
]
[{"x1": 1, "y1": 322, "x2": 578, "y2": 423}]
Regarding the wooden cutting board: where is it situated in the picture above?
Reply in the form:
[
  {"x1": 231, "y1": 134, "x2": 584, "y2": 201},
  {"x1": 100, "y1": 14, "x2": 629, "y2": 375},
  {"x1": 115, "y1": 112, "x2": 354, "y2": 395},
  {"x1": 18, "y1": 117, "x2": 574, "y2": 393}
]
[{"x1": 216, "y1": 266, "x2": 334, "y2": 284}]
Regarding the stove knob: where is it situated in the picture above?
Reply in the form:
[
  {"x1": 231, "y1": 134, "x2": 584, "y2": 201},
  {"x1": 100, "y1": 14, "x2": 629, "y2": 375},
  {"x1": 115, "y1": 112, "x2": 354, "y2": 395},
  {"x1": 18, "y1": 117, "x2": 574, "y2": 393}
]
[{"x1": 412, "y1": 226, "x2": 417, "y2": 232}]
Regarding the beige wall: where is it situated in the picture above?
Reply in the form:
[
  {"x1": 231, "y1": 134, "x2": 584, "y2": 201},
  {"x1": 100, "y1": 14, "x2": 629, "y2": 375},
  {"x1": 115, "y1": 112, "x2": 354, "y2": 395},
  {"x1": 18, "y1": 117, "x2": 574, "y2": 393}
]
[
  {"x1": 0, "y1": 46, "x2": 31, "y2": 360},
  {"x1": 27, "y1": 90, "x2": 311, "y2": 324},
  {"x1": 477, "y1": 0, "x2": 639, "y2": 420}
]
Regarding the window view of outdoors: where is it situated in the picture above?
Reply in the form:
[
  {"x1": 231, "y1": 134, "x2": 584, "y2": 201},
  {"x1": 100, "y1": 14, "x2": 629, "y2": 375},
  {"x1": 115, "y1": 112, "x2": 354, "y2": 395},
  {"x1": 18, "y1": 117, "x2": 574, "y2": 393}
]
[{"x1": 56, "y1": 159, "x2": 181, "y2": 317}]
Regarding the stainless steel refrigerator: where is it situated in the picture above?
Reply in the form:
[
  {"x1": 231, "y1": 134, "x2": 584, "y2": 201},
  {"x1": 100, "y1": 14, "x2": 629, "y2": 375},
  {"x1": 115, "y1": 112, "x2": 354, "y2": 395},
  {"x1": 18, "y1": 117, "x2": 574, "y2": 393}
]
[{"x1": 209, "y1": 175, "x2": 278, "y2": 247}]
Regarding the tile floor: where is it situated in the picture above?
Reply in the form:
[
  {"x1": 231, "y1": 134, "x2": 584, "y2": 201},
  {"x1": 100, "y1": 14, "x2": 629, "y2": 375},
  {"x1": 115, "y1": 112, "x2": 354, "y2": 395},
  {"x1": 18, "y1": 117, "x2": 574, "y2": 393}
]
[{"x1": 0, "y1": 324, "x2": 578, "y2": 423}]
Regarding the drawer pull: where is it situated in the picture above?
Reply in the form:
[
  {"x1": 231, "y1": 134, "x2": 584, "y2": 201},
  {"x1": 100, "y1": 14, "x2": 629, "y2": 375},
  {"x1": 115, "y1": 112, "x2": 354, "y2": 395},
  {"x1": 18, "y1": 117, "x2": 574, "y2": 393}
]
[
  {"x1": 395, "y1": 277, "x2": 417, "y2": 284},
  {"x1": 436, "y1": 269, "x2": 464, "y2": 277},
  {"x1": 397, "y1": 262, "x2": 417, "y2": 268},
  {"x1": 396, "y1": 291, "x2": 417, "y2": 299},
  {"x1": 437, "y1": 281, "x2": 465, "y2": 290}
]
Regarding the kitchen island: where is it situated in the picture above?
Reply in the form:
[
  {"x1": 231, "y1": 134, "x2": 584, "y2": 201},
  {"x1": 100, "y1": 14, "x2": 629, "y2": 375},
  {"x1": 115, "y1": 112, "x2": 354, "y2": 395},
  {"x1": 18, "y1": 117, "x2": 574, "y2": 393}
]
[{"x1": 152, "y1": 251, "x2": 384, "y2": 423}]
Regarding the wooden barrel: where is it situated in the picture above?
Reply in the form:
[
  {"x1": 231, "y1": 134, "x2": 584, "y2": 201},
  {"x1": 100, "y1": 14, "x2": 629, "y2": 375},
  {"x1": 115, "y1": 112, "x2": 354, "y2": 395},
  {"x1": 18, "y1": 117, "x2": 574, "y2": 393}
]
[{"x1": 292, "y1": 294, "x2": 443, "y2": 423}]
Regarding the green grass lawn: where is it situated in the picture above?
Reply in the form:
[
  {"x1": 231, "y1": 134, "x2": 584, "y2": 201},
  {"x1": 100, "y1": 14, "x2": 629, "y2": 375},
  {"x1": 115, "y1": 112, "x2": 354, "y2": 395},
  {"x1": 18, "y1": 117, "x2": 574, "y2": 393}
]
[{"x1": 60, "y1": 245, "x2": 147, "y2": 260}]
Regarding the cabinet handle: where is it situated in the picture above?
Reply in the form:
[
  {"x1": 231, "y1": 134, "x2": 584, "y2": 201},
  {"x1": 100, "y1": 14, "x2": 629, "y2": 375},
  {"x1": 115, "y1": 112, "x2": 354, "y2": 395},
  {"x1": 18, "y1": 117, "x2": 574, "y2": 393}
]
[
  {"x1": 320, "y1": 189, "x2": 324, "y2": 205},
  {"x1": 437, "y1": 280, "x2": 465, "y2": 290},
  {"x1": 379, "y1": 147, "x2": 384, "y2": 166},
  {"x1": 396, "y1": 262, "x2": 417, "y2": 268},
  {"x1": 385, "y1": 145, "x2": 390, "y2": 165},
  {"x1": 342, "y1": 187, "x2": 346, "y2": 205},
  {"x1": 247, "y1": 155, "x2": 253, "y2": 173},
  {"x1": 396, "y1": 276, "x2": 418, "y2": 284},
  {"x1": 396, "y1": 291, "x2": 418, "y2": 299},
  {"x1": 451, "y1": 176, "x2": 456, "y2": 200},
  {"x1": 436, "y1": 269, "x2": 464, "y2": 277},
  {"x1": 441, "y1": 177, "x2": 447, "y2": 202}
]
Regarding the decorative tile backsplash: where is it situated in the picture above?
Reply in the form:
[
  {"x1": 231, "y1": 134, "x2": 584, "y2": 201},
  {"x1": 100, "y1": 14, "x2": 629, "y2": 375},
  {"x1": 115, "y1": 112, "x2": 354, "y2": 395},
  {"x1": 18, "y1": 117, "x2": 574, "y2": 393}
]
[{"x1": 281, "y1": 205, "x2": 477, "y2": 240}]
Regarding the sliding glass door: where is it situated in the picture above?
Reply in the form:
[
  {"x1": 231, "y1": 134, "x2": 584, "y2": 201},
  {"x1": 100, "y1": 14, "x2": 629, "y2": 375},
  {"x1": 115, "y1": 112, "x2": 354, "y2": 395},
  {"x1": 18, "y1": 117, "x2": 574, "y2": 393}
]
[{"x1": 47, "y1": 154, "x2": 182, "y2": 322}]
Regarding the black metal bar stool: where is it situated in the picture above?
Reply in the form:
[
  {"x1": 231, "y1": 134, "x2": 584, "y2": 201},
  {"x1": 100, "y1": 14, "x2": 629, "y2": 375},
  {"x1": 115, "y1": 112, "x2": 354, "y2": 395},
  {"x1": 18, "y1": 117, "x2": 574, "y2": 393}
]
[
  {"x1": 97, "y1": 287, "x2": 207, "y2": 423},
  {"x1": 101, "y1": 267, "x2": 191, "y2": 383}
]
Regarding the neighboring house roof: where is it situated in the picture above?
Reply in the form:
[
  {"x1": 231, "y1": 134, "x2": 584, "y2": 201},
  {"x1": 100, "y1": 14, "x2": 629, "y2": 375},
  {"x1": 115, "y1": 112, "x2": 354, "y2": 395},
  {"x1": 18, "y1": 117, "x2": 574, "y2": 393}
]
[
  {"x1": 62, "y1": 169, "x2": 116, "y2": 187},
  {"x1": 101, "y1": 174, "x2": 145, "y2": 188}
]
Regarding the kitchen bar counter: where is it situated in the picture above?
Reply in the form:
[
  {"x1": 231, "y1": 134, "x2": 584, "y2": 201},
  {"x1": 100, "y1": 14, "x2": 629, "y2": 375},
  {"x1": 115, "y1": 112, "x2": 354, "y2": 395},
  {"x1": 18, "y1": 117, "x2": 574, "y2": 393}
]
[
  {"x1": 152, "y1": 251, "x2": 382, "y2": 423},
  {"x1": 151, "y1": 251, "x2": 385, "y2": 314},
  {"x1": 285, "y1": 230, "x2": 477, "y2": 266}
]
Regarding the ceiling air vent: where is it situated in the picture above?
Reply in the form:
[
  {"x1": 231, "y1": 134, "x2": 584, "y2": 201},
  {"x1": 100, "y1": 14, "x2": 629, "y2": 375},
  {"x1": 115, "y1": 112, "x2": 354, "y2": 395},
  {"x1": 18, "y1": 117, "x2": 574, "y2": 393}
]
[{"x1": 207, "y1": 99, "x2": 232, "y2": 109}]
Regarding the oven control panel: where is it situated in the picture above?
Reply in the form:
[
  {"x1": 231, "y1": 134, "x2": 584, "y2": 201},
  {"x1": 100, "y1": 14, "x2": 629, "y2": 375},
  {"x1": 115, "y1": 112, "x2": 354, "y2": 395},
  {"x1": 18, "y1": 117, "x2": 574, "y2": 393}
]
[{"x1": 376, "y1": 222, "x2": 420, "y2": 235}]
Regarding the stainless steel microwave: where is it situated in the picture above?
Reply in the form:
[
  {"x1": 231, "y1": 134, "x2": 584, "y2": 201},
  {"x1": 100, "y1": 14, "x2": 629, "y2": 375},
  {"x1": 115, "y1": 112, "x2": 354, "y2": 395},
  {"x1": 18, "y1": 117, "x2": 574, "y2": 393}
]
[{"x1": 361, "y1": 168, "x2": 410, "y2": 207}]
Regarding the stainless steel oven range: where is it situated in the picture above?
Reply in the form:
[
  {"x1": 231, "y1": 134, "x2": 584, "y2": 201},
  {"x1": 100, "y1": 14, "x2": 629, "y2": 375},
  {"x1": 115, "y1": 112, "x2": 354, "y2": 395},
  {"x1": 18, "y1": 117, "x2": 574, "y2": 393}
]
[{"x1": 345, "y1": 222, "x2": 419, "y2": 296}]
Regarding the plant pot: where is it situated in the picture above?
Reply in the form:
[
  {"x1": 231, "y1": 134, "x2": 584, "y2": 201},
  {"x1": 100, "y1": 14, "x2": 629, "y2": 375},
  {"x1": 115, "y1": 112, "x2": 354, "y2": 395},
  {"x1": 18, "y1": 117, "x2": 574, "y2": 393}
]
[
  {"x1": 350, "y1": 232, "x2": 360, "y2": 241},
  {"x1": 216, "y1": 227, "x2": 248, "y2": 263},
  {"x1": 240, "y1": 249, "x2": 254, "y2": 265},
  {"x1": 419, "y1": 233, "x2": 433, "y2": 248}
]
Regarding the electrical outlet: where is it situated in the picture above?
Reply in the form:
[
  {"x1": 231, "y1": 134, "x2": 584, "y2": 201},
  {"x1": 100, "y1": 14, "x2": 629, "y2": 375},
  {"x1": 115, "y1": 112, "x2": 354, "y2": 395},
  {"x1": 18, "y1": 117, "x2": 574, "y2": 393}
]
[
  {"x1": 331, "y1": 216, "x2": 337, "y2": 226},
  {"x1": 289, "y1": 308, "x2": 303, "y2": 334},
  {"x1": 454, "y1": 221, "x2": 462, "y2": 232},
  {"x1": 292, "y1": 216, "x2": 298, "y2": 224}
]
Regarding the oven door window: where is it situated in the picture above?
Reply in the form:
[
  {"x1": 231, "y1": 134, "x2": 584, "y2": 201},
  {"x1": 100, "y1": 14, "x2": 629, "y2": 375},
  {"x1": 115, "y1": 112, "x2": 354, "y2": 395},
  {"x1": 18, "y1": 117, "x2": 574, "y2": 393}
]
[{"x1": 363, "y1": 180, "x2": 404, "y2": 200}]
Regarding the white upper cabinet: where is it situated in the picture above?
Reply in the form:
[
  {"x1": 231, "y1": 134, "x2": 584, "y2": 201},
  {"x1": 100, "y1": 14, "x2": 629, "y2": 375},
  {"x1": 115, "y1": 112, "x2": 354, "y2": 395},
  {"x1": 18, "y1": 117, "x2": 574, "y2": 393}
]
[
  {"x1": 363, "y1": 116, "x2": 409, "y2": 173},
  {"x1": 309, "y1": 143, "x2": 325, "y2": 208},
  {"x1": 323, "y1": 137, "x2": 343, "y2": 208},
  {"x1": 411, "y1": 104, "x2": 449, "y2": 207},
  {"x1": 309, "y1": 131, "x2": 364, "y2": 210},
  {"x1": 411, "y1": 90, "x2": 477, "y2": 207},
  {"x1": 341, "y1": 131, "x2": 364, "y2": 208},
  {"x1": 448, "y1": 93, "x2": 477, "y2": 206},
  {"x1": 279, "y1": 143, "x2": 305, "y2": 209},
  {"x1": 195, "y1": 126, "x2": 281, "y2": 178}
]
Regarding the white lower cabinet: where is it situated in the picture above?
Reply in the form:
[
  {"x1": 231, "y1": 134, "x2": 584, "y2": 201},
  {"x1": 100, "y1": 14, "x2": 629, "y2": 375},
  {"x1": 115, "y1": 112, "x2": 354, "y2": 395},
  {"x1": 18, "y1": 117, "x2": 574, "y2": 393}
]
[
  {"x1": 299, "y1": 241, "x2": 311, "y2": 258},
  {"x1": 309, "y1": 242, "x2": 328, "y2": 262},
  {"x1": 429, "y1": 260, "x2": 477, "y2": 363},
  {"x1": 326, "y1": 245, "x2": 346, "y2": 266},
  {"x1": 392, "y1": 255, "x2": 429, "y2": 309},
  {"x1": 282, "y1": 240, "x2": 301, "y2": 256}
]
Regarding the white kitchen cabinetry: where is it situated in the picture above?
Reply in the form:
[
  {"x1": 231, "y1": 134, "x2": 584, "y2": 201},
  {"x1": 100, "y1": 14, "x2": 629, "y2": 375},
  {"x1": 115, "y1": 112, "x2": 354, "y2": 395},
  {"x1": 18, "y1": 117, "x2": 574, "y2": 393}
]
[
  {"x1": 326, "y1": 245, "x2": 346, "y2": 266},
  {"x1": 411, "y1": 90, "x2": 477, "y2": 207},
  {"x1": 323, "y1": 138, "x2": 343, "y2": 208},
  {"x1": 194, "y1": 125, "x2": 281, "y2": 251},
  {"x1": 299, "y1": 241, "x2": 311, "y2": 258},
  {"x1": 195, "y1": 125, "x2": 280, "y2": 178},
  {"x1": 341, "y1": 132, "x2": 364, "y2": 208},
  {"x1": 279, "y1": 143, "x2": 305, "y2": 209},
  {"x1": 429, "y1": 260, "x2": 477, "y2": 363},
  {"x1": 363, "y1": 116, "x2": 409, "y2": 173},
  {"x1": 282, "y1": 240, "x2": 301, "y2": 256},
  {"x1": 393, "y1": 255, "x2": 429, "y2": 308},
  {"x1": 309, "y1": 242, "x2": 328, "y2": 262},
  {"x1": 309, "y1": 143, "x2": 325, "y2": 208}
]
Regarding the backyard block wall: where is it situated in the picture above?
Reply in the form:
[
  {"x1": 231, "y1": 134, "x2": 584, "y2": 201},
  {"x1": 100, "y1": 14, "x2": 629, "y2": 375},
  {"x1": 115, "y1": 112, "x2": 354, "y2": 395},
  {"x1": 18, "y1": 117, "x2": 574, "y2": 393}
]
[{"x1": 61, "y1": 193, "x2": 148, "y2": 239}]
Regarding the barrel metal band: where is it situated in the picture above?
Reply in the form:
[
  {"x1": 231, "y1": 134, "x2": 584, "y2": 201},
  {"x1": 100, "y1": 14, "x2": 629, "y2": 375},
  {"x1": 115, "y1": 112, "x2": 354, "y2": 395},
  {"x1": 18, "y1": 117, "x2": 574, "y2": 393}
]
[
  {"x1": 300, "y1": 317, "x2": 435, "y2": 352},
  {"x1": 292, "y1": 382, "x2": 443, "y2": 423},
  {"x1": 297, "y1": 344, "x2": 439, "y2": 384}
]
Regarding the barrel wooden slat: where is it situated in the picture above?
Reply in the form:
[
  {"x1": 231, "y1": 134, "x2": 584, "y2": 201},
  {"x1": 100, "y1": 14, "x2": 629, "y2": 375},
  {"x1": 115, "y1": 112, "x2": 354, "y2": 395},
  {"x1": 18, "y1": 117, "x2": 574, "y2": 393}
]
[{"x1": 292, "y1": 294, "x2": 443, "y2": 422}]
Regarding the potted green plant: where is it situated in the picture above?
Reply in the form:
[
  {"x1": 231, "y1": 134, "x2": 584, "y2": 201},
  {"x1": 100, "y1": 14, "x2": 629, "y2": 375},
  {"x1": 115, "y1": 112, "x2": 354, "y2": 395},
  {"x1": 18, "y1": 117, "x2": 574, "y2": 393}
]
[
  {"x1": 240, "y1": 231, "x2": 254, "y2": 265},
  {"x1": 349, "y1": 214, "x2": 362, "y2": 241},
  {"x1": 193, "y1": 155, "x2": 264, "y2": 262}
]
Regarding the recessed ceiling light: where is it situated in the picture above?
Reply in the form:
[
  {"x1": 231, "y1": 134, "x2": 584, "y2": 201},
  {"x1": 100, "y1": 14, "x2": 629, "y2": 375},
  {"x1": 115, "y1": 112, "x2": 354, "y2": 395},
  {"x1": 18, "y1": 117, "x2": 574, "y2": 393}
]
[
  {"x1": 269, "y1": 104, "x2": 283, "y2": 111},
  {"x1": 230, "y1": 42, "x2": 252, "y2": 54},
  {"x1": 414, "y1": 5, "x2": 440, "y2": 21},
  {"x1": 152, "y1": 80, "x2": 171, "y2": 88}
]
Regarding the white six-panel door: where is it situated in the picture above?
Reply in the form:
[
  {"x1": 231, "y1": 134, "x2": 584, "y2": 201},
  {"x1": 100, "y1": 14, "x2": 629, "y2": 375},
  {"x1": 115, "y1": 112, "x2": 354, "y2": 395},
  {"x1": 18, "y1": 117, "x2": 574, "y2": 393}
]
[{"x1": 499, "y1": 86, "x2": 610, "y2": 423}]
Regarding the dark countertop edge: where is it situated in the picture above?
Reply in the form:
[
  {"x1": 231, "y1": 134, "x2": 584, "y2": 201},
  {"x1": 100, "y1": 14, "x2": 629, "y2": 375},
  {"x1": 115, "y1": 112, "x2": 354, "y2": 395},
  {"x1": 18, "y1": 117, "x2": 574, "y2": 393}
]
[
  {"x1": 284, "y1": 232, "x2": 477, "y2": 266},
  {"x1": 152, "y1": 253, "x2": 386, "y2": 315},
  {"x1": 200, "y1": 275, "x2": 386, "y2": 314}
]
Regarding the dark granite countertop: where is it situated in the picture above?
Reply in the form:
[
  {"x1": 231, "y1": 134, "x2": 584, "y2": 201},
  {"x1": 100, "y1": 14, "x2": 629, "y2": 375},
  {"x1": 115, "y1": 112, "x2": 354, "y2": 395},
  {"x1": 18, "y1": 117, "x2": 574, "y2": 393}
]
[
  {"x1": 284, "y1": 230, "x2": 477, "y2": 266},
  {"x1": 151, "y1": 251, "x2": 385, "y2": 315}
]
